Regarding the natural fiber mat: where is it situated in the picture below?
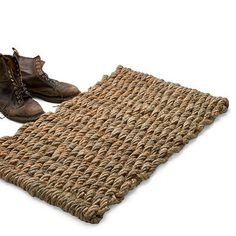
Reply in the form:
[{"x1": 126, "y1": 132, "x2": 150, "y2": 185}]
[{"x1": 0, "y1": 66, "x2": 228, "y2": 223}]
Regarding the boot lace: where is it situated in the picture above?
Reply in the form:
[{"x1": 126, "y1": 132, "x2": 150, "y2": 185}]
[
  {"x1": 35, "y1": 57, "x2": 59, "y2": 86},
  {"x1": 39, "y1": 72, "x2": 59, "y2": 86},
  {"x1": 8, "y1": 57, "x2": 31, "y2": 104}
]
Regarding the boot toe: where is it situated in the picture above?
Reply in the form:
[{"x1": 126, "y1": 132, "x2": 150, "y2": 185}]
[
  {"x1": 8, "y1": 98, "x2": 44, "y2": 122},
  {"x1": 24, "y1": 99, "x2": 44, "y2": 117},
  {"x1": 59, "y1": 83, "x2": 80, "y2": 98}
]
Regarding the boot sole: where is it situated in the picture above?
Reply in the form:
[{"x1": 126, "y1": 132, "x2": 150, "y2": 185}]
[
  {"x1": 29, "y1": 92, "x2": 80, "y2": 103},
  {"x1": 0, "y1": 109, "x2": 44, "y2": 123}
]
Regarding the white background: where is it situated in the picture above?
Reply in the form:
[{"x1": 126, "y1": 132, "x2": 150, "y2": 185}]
[{"x1": 0, "y1": 0, "x2": 235, "y2": 235}]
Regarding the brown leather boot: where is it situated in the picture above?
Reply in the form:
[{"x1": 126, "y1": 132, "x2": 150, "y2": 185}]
[
  {"x1": 0, "y1": 54, "x2": 44, "y2": 123},
  {"x1": 13, "y1": 48, "x2": 80, "y2": 103}
]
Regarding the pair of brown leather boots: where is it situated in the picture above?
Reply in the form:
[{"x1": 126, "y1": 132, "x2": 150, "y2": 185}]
[{"x1": 0, "y1": 48, "x2": 80, "y2": 123}]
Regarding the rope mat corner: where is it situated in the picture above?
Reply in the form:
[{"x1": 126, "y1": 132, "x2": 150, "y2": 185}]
[{"x1": 0, "y1": 66, "x2": 229, "y2": 223}]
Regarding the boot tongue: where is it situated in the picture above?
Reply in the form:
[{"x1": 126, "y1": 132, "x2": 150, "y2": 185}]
[
  {"x1": 12, "y1": 48, "x2": 19, "y2": 57},
  {"x1": 4, "y1": 55, "x2": 19, "y2": 76}
]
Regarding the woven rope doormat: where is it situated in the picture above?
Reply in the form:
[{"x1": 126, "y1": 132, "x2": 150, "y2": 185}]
[{"x1": 0, "y1": 66, "x2": 228, "y2": 223}]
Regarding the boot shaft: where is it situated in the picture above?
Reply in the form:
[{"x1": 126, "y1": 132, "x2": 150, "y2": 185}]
[
  {"x1": 0, "y1": 55, "x2": 12, "y2": 86},
  {"x1": 13, "y1": 48, "x2": 44, "y2": 78},
  {"x1": 0, "y1": 54, "x2": 31, "y2": 105}
]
